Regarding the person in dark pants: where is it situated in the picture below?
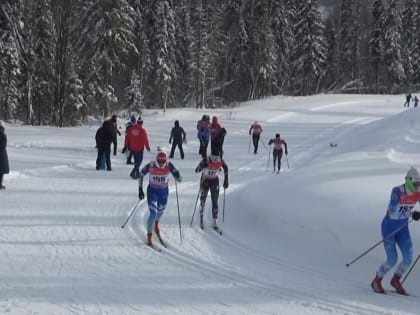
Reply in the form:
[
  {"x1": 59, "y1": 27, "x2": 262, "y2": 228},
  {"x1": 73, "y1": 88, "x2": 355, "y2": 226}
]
[
  {"x1": 249, "y1": 120, "x2": 263, "y2": 154},
  {"x1": 194, "y1": 154, "x2": 229, "y2": 231},
  {"x1": 122, "y1": 116, "x2": 136, "y2": 164},
  {"x1": 404, "y1": 94, "x2": 412, "y2": 107},
  {"x1": 197, "y1": 115, "x2": 210, "y2": 157},
  {"x1": 210, "y1": 116, "x2": 227, "y2": 158},
  {"x1": 169, "y1": 120, "x2": 186, "y2": 159},
  {"x1": 268, "y1": 133, "x2": 288, "y2": 174},
  {"x1": 127, "y1": 117, "x2": 151, "y2": 179},
  {"x1": 107, "y1": 114, "x2": 121, "y2": 156},
  {"x1": 95, "y1": 121, "x2": 114, "y2": 171},
  {"x1": 0, "y1": 123, "x2": 10, "y2": 190}
]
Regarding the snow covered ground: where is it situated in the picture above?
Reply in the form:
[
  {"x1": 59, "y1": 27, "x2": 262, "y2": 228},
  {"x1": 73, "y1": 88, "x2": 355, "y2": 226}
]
[{"x1": 2, "y1": 93, "x2": 420, "y2": 314}]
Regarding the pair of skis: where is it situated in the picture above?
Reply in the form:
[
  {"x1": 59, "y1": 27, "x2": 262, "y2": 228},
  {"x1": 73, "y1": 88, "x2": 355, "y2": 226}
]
[
  {"x1": 200, "y1": 213, "x2": 222, "y2": 235},
  {"x1": 146, "y1": 232, "x2": 167, "y2": 253}
]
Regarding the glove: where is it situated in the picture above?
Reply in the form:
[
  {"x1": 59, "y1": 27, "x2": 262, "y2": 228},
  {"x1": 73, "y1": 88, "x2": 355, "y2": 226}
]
[
  {"x1": 169, "y1": 140, "x2": 171, "y2": 144},
  {"x1": 412, "y1": 211, "x2": 420, "y2": 221},
  {"x1": 223, "y1": 179, "x2": 229, "y2": 189},
  {"x1": 195, "y1": 166, "x2": 201, "y2": 173},
  {"x1": 176, "y1": 175, "x2": 182, "y2": 183},
  {"x1": 285, "y1": 150, "x2": 288, "y2": 155},
  {"x1": 122, "y1": 147, "x2": 127, "y2": 154},
  {"x1": 138, "y1": 187, "x2": 145, "y2": 200}
]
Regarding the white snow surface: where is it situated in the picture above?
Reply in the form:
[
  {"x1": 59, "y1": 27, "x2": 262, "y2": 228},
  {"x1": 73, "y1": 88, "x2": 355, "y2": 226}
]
[{"x1": 2, "y1": 94, "x2": 420, "y2": 314}]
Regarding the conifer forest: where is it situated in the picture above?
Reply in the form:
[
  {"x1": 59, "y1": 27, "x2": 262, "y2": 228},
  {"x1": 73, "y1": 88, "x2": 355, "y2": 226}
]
[{"x1": 0, "y1": 0, "x2": 418, "y2": 126}]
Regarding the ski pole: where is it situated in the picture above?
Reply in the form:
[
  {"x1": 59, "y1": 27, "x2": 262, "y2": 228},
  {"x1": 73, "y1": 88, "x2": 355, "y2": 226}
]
[
  {"x1": 248, "y1": 134, "x2": 251, "y2": 153},
  {"x1": 285, "y1": 153, "x2": 290, "y2": 169},
  {"x1": 175, "y1": 180, "x2": 183, "y2": 244},
  {"x1": 121, "y1": 199, "x2": 142, "y2": 229},
  {"x1": 266, "y1": 144, "x2": 272, "y2": 171},
  {"x1": 260, "y1": 136, "x2": 268, "y2": 150},
  {"x1": 346, "y1": 220, "x2": 411, "y2": 267},
  {"x1": 190, "y1": 178, "x2": 202, "y2": 226},
  {"x1": 222, "y1": 188, "x2": 226, "y2": 223},
  {"x1": 402, "y1": 253, "x2": 420, "y2": 284}
]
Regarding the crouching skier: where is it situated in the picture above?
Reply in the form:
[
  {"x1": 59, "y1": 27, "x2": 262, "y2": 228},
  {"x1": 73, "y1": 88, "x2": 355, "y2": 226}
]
[
  {"x1": 138, "y1": 151, "x2": 182, "y2": 246},
  {"x1": 195, "y1": 154, "x2": 228, "y2": 231}
]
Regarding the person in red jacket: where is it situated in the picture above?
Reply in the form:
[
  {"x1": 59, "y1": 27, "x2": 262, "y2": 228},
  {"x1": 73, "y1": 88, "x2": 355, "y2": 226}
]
[
  {"x1": 249, "y1": 120, "x2": 263, "y2": 154},
  {"x1": 210, "y1": 116, "x2": 226, "y2": 158},
  {"x1": 127, "y1": 117, "x2": 151, "y2": 179}
]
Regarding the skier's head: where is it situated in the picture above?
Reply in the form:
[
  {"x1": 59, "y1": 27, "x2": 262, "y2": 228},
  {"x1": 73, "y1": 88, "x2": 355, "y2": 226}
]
[
  {"x1": 406, "y1": 166, "x2": 420, "y2": 192},
  {"x1": 111, "y1": 114, "x2": 117, "y2": 122},
  {"x1": 174, "y1": 120, "x2": 179, "y2": 127},
  {"x1": 275, "y1": 133, "x2": 280, "y2": 139},
  {"x1": 208, "y1": 154, "x2": 220, "y2": 163},
  {"x1": 202, "y1": 115, "x2": 206, "y2": 121},
  {"x1": 130, "y1": 115, "x2": 136, "y2": 124},
  {"x1": 254, "y1": 120, "x2": 258, "y2": 125},
  {"x1": 137, "y1": 116, "x2": 143, "y2": 124},
  {"x1": 155, "y1": 151, "x2": 168, "y2": 168},
  {"x1": 212, "y1": 116, "x2": 218, "y2": 124}
]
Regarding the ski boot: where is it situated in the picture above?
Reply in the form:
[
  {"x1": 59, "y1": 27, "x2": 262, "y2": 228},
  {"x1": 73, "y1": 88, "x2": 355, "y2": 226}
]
[
  {"x1": 391, "y1": 274, "x2": 407, "y2": 295},
  {"x1": 212, "y1": 219, "x2": 219, "y2": 230},
  {"x1": 146, "y1": 232, "x2": 153, "y2": 246},
  {"x1": 371, "y1": 275, "x2": 385, "y2": 294}
]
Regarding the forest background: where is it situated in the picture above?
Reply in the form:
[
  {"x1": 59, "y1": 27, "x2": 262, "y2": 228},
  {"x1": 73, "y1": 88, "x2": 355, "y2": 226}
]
[{"x1": 0, "y1": 0, "x2": 418, "y2": 126}]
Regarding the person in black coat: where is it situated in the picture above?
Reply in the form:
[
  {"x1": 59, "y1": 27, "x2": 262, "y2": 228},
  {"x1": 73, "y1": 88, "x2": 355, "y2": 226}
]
[
  {"x1": 169, "y1": 120, "x2": 186, "y2": 159},
  {"x1": 0, "y1": 124, "x2": 10, "y2": 190},
  {"x1": 95, "y1": 121, "x2": 114, "y2": 170}
]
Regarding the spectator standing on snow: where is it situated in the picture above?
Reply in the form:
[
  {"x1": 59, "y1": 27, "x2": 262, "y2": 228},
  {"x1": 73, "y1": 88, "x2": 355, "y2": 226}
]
[
  {"x1": 169, "y1": 120, "x2": 186, "y2": 159},
  {"x1": 194, "y1": 154, "x2": 228, "y2": 231},
  {"x1": 268, "y1": 133, "x2": 288, "y2": 174},
  {"x1": 404, "y1": 94, "x2": 412, "y2": 107},
  {"x1": 371, "y1": 166, "x2": 420, "y2": 295},
  {"x1": 197, "y1": 115, "x2": 211, "y2": 157},
  {"x1": 105, "y1": 114, "x2": 121, "y2": 156},
  {"x1": 122, "y1": 115, "x2": 136, "y2": 164},
  {"x1": 210, "y1": 116, "x2": 226, "y2": 158},
  {"x1": 413, "y1": 96, "x2": 419, "y2": 108},
  {"x1": 0, "y1": 123, "x2": 10, "y2": 190},
  {"x1": 249, "y1": 120, "x2": 263, "y2": 154},
  {"x1": 95, "y1": 121, "x2": 114, "y2": 171},
  {"x1": 127, "y1": 117, "x2": 151, "y2": 179},
  {"x1": 138, "y1": 151, "x2": 182, "y2": 246}
]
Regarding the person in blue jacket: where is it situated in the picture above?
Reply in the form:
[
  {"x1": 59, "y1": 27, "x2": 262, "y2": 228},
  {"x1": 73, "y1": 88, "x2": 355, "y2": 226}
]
[
  {"x1": 138, "y1": 150, "x2": 182, "y2": 246},
  {"x1": 371, "y1": 166, "x2": 420, "y2": 295}
]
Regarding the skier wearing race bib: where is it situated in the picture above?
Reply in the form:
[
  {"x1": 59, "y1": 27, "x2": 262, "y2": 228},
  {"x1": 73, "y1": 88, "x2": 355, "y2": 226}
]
[
  {"x1": 249, "y1": 121, "x2": 263, "y2": 154},
  {"x1": 268, "y1": 133, "x2": 288, "y2": 173},
  {"x1": 195, "y1": 154, "x2": 228, "y2": 230},
  {"x1": 371, "y1": 166, "x2": 420, "y2": 295},
  {"x1": 138, "y1": 151, "x2": 182, "y2": 246}
]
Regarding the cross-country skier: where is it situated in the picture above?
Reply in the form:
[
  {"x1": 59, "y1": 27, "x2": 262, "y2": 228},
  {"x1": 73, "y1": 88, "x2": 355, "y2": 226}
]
[
  {"x1": 195, "y1": 154, "x2": 228, "y2": 230},
  {"x1": 138, "y1": 151, "x2": 182, "y2": 246},
  {"x1": 371, "y1": 166, "x2": 420, "y2": 295},
  {"x1": 249, "y1": 121, "x2": 263, "y2": 154},
  {"x1": 169, "y1": 120, "x2": 186, "y2": 159},
  {"x1": 268, "y1": 133, "x2": 288, "y2": 173}
]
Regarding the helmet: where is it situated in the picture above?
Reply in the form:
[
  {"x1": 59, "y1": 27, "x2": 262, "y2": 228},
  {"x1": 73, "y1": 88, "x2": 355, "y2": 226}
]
[
  {"x1": 174, "y1": 120, "x2": 179, "y2": 127},
  {"x1": 406, "y1": 166, "x2": 420, "y2": 192},
  {"x1": 208, "y1": 154, "x2": 220, "y2": 163},
  {"x1": 155, "y1": 151, "x2": 168, "y2": 168},
  {"x1": 275, "y1": 133, "x2": 280, "y2": 138},
  {"x1": 254, "y1": 120, "x2": 258, "y2": 125}
]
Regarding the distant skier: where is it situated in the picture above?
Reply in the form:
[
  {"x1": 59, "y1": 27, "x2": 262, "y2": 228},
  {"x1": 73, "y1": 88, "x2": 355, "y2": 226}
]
[
  {"x1": 122, "y1": 115, "x2": 136, "y2": 164},
  {"x1": 371, "y1": 166, "x2": 420, "y2": 295},
  {"x1": 249, "y1": 121, "x2": 263, "y2": 154},
  {"x1": 268, "y1": 133, "x2": 288, "y2": 173},
  {"x1": 127, "y1": 117, "x2": 151, "y2": 179},
  {"x1": 169, "y1": 120, "x2": 186, "y2": 159},
  {"x1": 404, "y1": 94, "x2": 412, "y2": 107},
  {"x1": 413, "y1": 96, "x2": 419, "y2": 108},
  {"x1": 195, "y1": 154, "x2": 228, "y2": 230},
  {"x1": 95, "y1": 121, "x2": 113, "y2": 171},
  {"x1": 197, "y1": 115, "x2": 211, "y2": 157},
  {"x1": 138, "y1": 151, "x2": 182, "y2": 246}
]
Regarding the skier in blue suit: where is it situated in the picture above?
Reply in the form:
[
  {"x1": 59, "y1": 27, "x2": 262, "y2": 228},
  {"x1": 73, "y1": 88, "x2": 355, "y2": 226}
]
[{"x1": 371, "y1": 167, "x2": 420, "y2": 295}]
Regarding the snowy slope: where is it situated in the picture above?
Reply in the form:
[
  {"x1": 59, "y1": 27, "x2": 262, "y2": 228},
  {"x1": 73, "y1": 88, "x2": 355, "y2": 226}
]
[{"x1": 1, "y1": 94, "x2": 420, "y2": 314}]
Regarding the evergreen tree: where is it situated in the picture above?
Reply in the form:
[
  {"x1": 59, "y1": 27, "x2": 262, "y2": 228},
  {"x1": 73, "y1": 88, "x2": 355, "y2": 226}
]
[
  {"x1": 293, "y1": 0, "x2": 327, "y2": 95},
  {"x1": 124, "y1": 70, "x2": 144, "y2": 113},
  {"x1": 337, "y1": 0, "x2": 361, "y2": 86},
  {"x1": 78, "y1": 0, "x2": 137, "y2": 117},
  {"x1": 63, "y1": 65, "x2": 87, "y2": 126},
  {"x1": 384, "y1": 0, "x2": 405, "y2": 91},
  {"x1": 401, "y1": 0, "x2": 417, "y2": 85},
  {"x1": 409, "y1": 2, "x2": 420, "y2": 85}
]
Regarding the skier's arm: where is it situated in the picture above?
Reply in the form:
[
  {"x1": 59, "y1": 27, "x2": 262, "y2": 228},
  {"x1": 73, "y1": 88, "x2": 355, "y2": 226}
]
[
  {"x1": 169, "y1": 162, "x2": 182, "y2": 182},
  {"x1": 283, "y1": 140, "x2": 288, "y2": 154},
  {"x1": 387, "y1": 187, "x2": 401, "y2": 213},
  {"x1": 138, "y1": 163, "x2": 151, "y2": 187},
  {"x1": 169, "y1": 128, "x2": 174, "y2": 144},
  {"x1": 222, "y1": 161, "x2": 229, "y2": 189}
]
